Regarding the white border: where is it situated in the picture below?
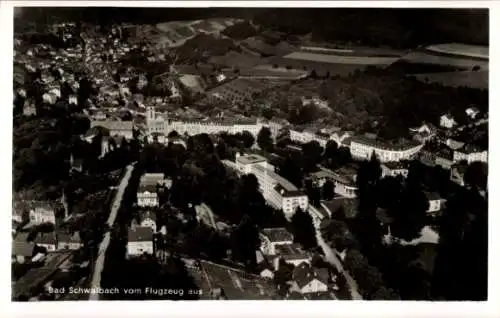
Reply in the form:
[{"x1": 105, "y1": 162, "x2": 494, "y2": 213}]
[{"x1": 1, "y1": 2, "x2": 498, "y2": 318}]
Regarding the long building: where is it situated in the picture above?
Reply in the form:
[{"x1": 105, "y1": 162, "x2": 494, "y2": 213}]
[
  {"x1": 227, "y1": 154, "x2": 308, "y2": 219},
  {"x1": 349, "y1": 136, "x2": 423, "y2": 162},
  {"x1": 145, "y1": 107, "x2": 282, "y2": 139}
]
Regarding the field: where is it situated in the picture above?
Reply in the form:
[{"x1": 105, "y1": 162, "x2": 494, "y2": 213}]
[
  {"x1": 425, "y1": 43, "x2": 489, "y2": 60},
  {"x1": 187, "y1": 260, "x2": 278, "y2": 299},
  {"x1": 400, "y1": 51, "x2": 489, "y2": 70},
  {"x1": 413, "y1": 71, "x2": 488, "y2": 90},
  {"x1": 283, "y1": 51, "x2": 400, "y2": 65}
]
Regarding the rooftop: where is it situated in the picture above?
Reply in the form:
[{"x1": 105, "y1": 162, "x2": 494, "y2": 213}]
[
  {"x1": 236, "y1": 154, "x2": 268, "y2": 165},
  {"x1": 292, "y1": 261, "x2": 330, "y2": 288},
  {"x1": 34, "y1": 232, "x2": 57, "y2": 245},
  {"x1": 261, "y1": 227, "x2": 293, "y2": 243},
  {"x1": 275, "y1": 243, "x2": 310, "y2": 261},
  {"x1": 351, "y1": 135, "x2": 422, "y2": 151},
  {"x1": 128, "y1": 227, "x2": 153, "y2": 242},
  {"x1": 90, "y1": 120, "x2": 134, "y2": 131},
  {"x1": 382, "y1": 161, "x2": 409, "y2": 170}
]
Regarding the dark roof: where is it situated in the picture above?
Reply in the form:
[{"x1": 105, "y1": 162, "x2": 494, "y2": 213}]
[
  {"x1": 57, "y1": 231, "x2": 81, "y2": 244},
  {"x1": 128, "y1": 227, "x2": 153, "y2": 242},
  {"x1": 276, "y1": 244, "x2": 310, "y2": 261},
  {"x1": 138, "y1": 184, "x2": 158, "y2": 193},
  {"x1": 12, "y1": 233, "x2": 35, "y2": 257},
  {"x1": 261, "y1": 228, "x2": 293, "y2": 243},
  {"x1": 425, "y1": 191, "x2": 442, "y2": 201},
  {"x1": 351, "y1": 135, "x2": 422, "y2": 151},
  {"x1": 382, "y1": 161, "x2": 408, "y2": 170},
  {"x1": 292, "y1": 262, "x2": 329, "y2": 289},
  {"x1": 35, "y1": 232, "x2": 57, "y2": 245},
  {"x1": 139, "y1": 210, "x2": 157, "y2": 223}
]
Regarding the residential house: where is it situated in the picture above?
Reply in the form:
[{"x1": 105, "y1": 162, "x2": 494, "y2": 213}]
[
  {"x1": 24, "y1": 201, "x2": 58, "y2": 225},
  {"x1": 12, "y1": 233, "x2": 35, "y2": 263},
  {"x1": 289, "y1": 262, "x2": 330, "y2": 294},
  {"x1": 260, "y1": 228, "x2": 294, "y2": 256},
  {"x1": 440, "y1": 114, "x2": 457, "y2": 129},
  {"x1": 42, "y1": 92, "x2": 58, "y2": 105},
  {"x1": 381, "y1": 162, "x2": 409, "y2": 178},
  {"x1": 35, "y1": 232, "x2": 57, "y2": 252},
  {"x1": 435, "y1": 148, "x2": 454, "y2": 170},
  {"x1": 138, "y1": 211, "x2": 157, "y2": 233},
  {"x1": 273, "y1": 244, "x2": 312, "y2": 270},
  {"x1": 90, "y1": 120, "x2": 134, "y2": 140},
  {"x1": 453, "y1": 144, "x2": 488, "y2": 164},
  {"x1": 127, "y1": 227, "x2": 154, "y2": 258},
  {"x1": 23, "y1": 101, "x2": 37, "y2": 116},
  {"x1": 57, "y1": 231, "x2": 83, "y2": 250},
  {"x1": 309, "y1": 166, "x2": 357, "y2": 198},
  {"x1": 68, "y1": 94, "x2": 78, "y2": 105},
  {"x1": 349, "y1": 136, "x2": 423, "y2": 163},
  {"x1": 450, "y1": 163, "x2": 468, "y2": 186},
  {"x1": 136, "y1": 173, "x2": 167, "y2": 207},
  {"x1": 425, "y1": 192, "x2": 446, "y2": 214},
  {"x1": 465, "y1": 107, "x2": 480, "y2": 120}
]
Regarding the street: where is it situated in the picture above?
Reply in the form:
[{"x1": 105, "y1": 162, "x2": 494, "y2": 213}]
[{"x1": 89, "y1": 163, "x2": 136, "y2": 301}]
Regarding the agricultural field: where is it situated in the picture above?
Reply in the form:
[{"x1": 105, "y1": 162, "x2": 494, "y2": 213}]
[
  {"x1": 399, "y1": 51, "x2": 489, "y2": 71},
  {"x1": 425, "y1": 43, "x2": 489, "y2": 60},
  {"x1": 282, "y1": 51, "x2": 401, "y2": 65},
  {"x1": 413, "y1": 71, "x2": 489, "y2": 90}
]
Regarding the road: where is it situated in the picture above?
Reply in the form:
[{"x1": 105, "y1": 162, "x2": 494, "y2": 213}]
[
  {"x1": 89, "y1": 163, "x2": 135, "y2": 301},
  {"x1": 310, "y1": 210, "x2": 363, "y2": 300}
]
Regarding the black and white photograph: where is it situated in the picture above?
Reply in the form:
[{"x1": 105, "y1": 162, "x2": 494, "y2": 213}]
[{"x1": 8, "y1": 2, "x2": 492, "y2": 309}]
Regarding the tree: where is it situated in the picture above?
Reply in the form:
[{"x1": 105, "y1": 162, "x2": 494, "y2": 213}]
[
  {"x1": 290, "y1": 207, "x2": 317, "y2": 249},
  {"x1": 168, "y1": 130, "x2": 179, "y2": 138},
  {"x1": 322, "y1": 180, "x2": 335, "y2": 200},
  {"x1": 240, "y1": 130, "x2": 255, "y2": 149},
  {"x1": 302, "y1": 141, "x2": 323, "y2": 173},
  {"x1": 257, "y1": 127, "x2": 273, "y2": 152},
  {"x1": 230, "y1": 216, "x2": 260, "y2": 268}
]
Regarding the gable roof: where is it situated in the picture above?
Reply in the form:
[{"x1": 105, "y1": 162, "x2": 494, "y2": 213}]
[
  {"x1": 261, "y1": 228, "x2": 293, "y2": 243},
  {"x1": 12, "y1": 233, "x2": 35, "y2": 257},
  {"x1": 292, "y1": 262, "x2": 329, "y2": 289},
  {"x1": 35, "y1": 232, "x2": 57, "y2": 245},
  {"x1": 128, "y1": 227, "x2": 153, "y2": 242},
  {"x1": 57, "y1": 231, "x2": 82, "y2": 244},
  {"x1": 139, "y1": 210, "x2": 157, "y2": 223}
]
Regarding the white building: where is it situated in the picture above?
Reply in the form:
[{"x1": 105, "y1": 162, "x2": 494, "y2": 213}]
[
  {"x1": 425, "y1": 192, "x2": 446, "y2": 214},
  {"x1": 232, "y1": 154, "x2": 308, "y2": 218},
  {"x1": 290, "y1": 262, "x2": 330, "y2": 295},
  {"x1": 27, "y1": 203, "x2": 57, "y2": 225},
  {"x1": 138, "y1": 211, "x2": 157, "y2": 233},
  {"x1": 289, "y1": 129, "x2": 328, "y2": 148},
  {"x1": 309, "y1": 167, "x2": 357, "y2": 198},
  {"x1": 465, "y1": 107, "x2": 480, "y2": 119},
  {"x1": 136, "y1": 173, "x2": 168, "y2": 207},
  {"x1": 259, "y1": 228, "x2": 294, "y2": 256},
  {"x1": 453, "y1": 144, "x2": 487, "y2": 164},
  {"x1": 127, "y1": 227, "x2": 154, "y2": 258},
  {"x1": 440, "y1": 114, "x2": 457, "y2": 129},
  {"x1": 90, "y1": 120, "x2": 134, "y2": 140},
  {"x1": 34, "y1": 232, "x2": 57, "y2": 252},
  {"x1": 273, "y1": 244, "x2": 312, "y2": 269},
  {"x1": 349, "y1": 136, "x2": 423, "y2": 163},
  {"x1": 381, "y1": 162, "x2": 409, "y2": 178}
]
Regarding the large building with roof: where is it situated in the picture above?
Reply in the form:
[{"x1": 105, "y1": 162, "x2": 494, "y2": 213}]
[
  {"x1": 349, "y1": 135, "x2": 423, "y2": 162},
  {"x1": 227, "y1": 154, "x2": 309, "y2": 219},
  {"x1": 90, "y1": 120, "x2": 134, "y2": 140},
  {"x1": 309, "y1": 166, "x2": 358, "y2": 198}
]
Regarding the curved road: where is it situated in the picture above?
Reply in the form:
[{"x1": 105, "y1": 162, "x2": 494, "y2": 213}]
[{"x1": 89, "y1": 163, "x2": 136, "y2": 301}]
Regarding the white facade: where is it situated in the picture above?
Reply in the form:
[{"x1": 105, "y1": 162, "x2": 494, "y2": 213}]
[
  {"x1": 427, "y1": 199, "x2": 444, "y2": 213},
  {"x1": 273, "y1": 256, "x2": 311, "y2": 270},
  {"x1": 137, "y1": 191, "x2": 159, "y2": 207},
  {"x1": 453, "y1": 150, "x2": 487, "y2": 164},
  {"x1": 37, "y1": 243, "x2": 57, "y2": 252},
  {"x1": 29, "y1": 208, "x2": 56, "y2": 225},
  {"x1": 350, "y1": 137, "x2": 423, "y2": 163},
  {"x1": 259, "y1": 236, "x2": 294, "y2": 256},
  {"x1": 289, "y1": 130, "x2": 328, "y2": 148},
  {"x1": 381, "y1": 165, "x2": 409, "y2": 178},
  {"x1": 293, "y1": 279, "x2": 329, "y2": 294},
  {"x1": 440, "y1": 115, "x2": 457, "y2": 129},
  {"x1": 140, "y1": 218, "x2": 157, "y2": 233},
  {"x1": 127, "y1": 241, "x2": 154, "y2": 257}
]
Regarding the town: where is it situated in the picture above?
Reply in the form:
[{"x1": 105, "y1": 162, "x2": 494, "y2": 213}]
[{"x1": 12, "y1": 7, "x2": 488, "y2": 301}]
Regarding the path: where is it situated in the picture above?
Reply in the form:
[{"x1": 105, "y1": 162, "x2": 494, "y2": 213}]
[
  {"x1": 89, "y1": 163, "x2": 136, "y2": 300},
  {"x1": 309, "y1": 208, "x2": 363, "y2": 300}
]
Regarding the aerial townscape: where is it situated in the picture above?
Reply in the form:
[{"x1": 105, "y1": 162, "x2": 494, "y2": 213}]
[{"x1": 12, "y1": 7, "x2": 488, "y2": 302}]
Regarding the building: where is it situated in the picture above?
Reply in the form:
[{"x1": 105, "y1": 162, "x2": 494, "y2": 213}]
[
  {"x1": 289, "y1": 129, "x2": 328, "y2": 148},
  {"x1": 289, "y1": 262, "x2": 330, "y2": 295},
  {"x1": 23, "y1": 201, "x2": 58, "y2": 225},
  {"x1": 34, "y1": 232, "x2": 57, "y2": 252},
  {"x1": 440, "y1": 114, "x2": 457, "y2": 129},
  {"x1": 12, "y1": 233, "x2": 35, "y2": 264},
  {"x1": 137, "y1": 173, "x2": 167, "y2": 207},
  {"x1": 349, "y1": 136, "x2": 423, "y2": 163},
  {"x1": 273, "y1": 244, "x2": 312, "y2": 269},
  {"x1": 453, "y1": 144, "x2": 488, "y2": 164},
  {"x1": 260, "y1": 228, "x2": 294, "y2": 256},
  {"x1": 309, "y1": 166, "x2": 357, "y2": 198},
  {"x1": 465, "y1": 107, "x2": 480, "y2": 119},
  {"x1": 450, "y1": 163, "x2": 468, "y2": 186},
  {"x1": 138, "y1": 211, "x2": 157, "y2": 233},
  {"x1": 425, "y1": 192, "x2": 446, "y2": 214},
  {"x1": 57, "y1": 231, "x2": 83, "y2": 250},
  {"x1": 127, "y1": 227, "x2": 154, "y2": 258},
  {"x1": 195, "y1": 203, "x2": 218, "y2": 230},
  {"x1": 381, "y1": 162, "x2": 409, "y2": 178},
  {"x1": 90, "y1": 120, "x2": 134, "y2": 139},
  {"x1": 233, "y1": 154, "x2": 308, "y2": 218}
]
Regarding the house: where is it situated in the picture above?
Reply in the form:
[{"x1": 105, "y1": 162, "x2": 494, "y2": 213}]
[
  {"x1": 57, "y1": 231, "x2": 83, "y2": 250},
  {"x1": 21, "y1": 201, "x2": 58, "y2": 225},
  {"x1": 23, "y1": 101, "x2": 37, "y2": 116},
  {"x1": 137, "y1": 173, "x2": 166, "y2": 207},
  {"x1": 309, "y1": 166, "x2": 358, "y2": 198},
  {"x1": 12, "y1": 233, "x2": 35, "y2": 263},
  {"x1": 440, "y1": 114, "x2": 457, "y2": 129},
  {"x1": 259, "y1": 228, "x2": 294, "y2": 256},
  {"x1": 42, "y1": 92, "x2": 58, "y2": 105},
  {"x1": 34, "y1": 232, "x2": 57, "y2": 252},
  {"x1": 69, "y1": 153, "x2": 83, "y2": 173},
  {"x1": 90, "y1": 120, "x2": 134, "y2": 140},
  {"x1": 450, "y1": 163, "x2": 468, "y2": 186},
  {"x1": 453, "y1": 144, "x2": 488, "y2": 164},
  {"x1": 465, "y1": 107, "x2": 480, "y2": 119},
  {"x1": 381, "y1": 162, "x2": 409, "y2": 178},
  {"x1": 273, "y1": 244, "x2": 312, "y2": 269},
  {"x1": 68, "y1": 95, "x2": 78, "y2": 105},
  {"x1": 257, "y1": 262, "x2": 275, "y2": 280},
  {"x1": 127, "y1": 227, "x2": 154, "y2": 258},
  {"x1": 289, "y1": 262, "x2": 329, "y2": 294},
  {"x1": 138, "y1": 211, "x2": 157, "y2": 232},
  {"x1": 425, "y1": 192, "x2": 446, "y2": 214}
]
